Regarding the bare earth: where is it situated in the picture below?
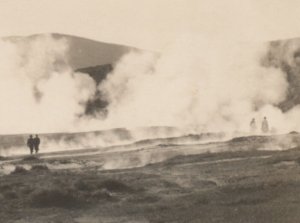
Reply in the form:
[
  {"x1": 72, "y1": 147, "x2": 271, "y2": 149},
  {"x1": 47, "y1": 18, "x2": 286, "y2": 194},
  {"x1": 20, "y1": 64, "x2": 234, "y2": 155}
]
[{"x1": 1, "y1": 133, "x2": 300, "y2": 223}]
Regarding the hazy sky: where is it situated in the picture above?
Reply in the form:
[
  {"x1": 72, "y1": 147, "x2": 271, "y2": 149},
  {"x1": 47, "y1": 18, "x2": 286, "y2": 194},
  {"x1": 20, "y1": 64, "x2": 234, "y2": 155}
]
[{"x1": 1, "y1": 0, "x2": 300, "y2": 49}]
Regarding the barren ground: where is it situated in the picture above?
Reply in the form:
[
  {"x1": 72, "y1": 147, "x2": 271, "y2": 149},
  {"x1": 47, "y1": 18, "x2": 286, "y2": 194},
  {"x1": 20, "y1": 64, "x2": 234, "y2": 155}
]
[{"x1": 1, "y1": 133, "x2": 300, "y2": 223}]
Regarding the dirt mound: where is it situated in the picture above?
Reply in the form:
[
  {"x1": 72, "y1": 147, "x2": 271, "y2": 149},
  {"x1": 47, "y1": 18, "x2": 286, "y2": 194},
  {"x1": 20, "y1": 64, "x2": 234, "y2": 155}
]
[
  {"x1": 74, "y1": 178, "x2": 133, "y2": 193},
  {"x1": 230, "y1": 135, "x2": 268, "y2": 143},
  {"x1": 2, "y1": 191, "x2": 18, "y2": 200},
  {"x1": 91, "y1": 189, "x2": 113, "y2": 200},
  {"x1": 100, "y1": 179, "x2": 132, "y2": 193},
  {"x1": 30, "y1": 165, "x2": 49, "y2": 172},
  {"x1": 195, "y1": 180, "x2": 218, "y2": 188},
  {"x1": 128, "y1": 194, "x2": 160, "y2": 203},
  {"x1": 30, "y1": 189, "x2": 83, "y2": 208},
  {"x1": 22, "y1": 156, "x2": 40, "y2": 162},
  {"x1": 11, "y1": 166, "x2": 28, "y2": 175},
  {"x1": 74, "y1": 179, "x2": 94, "y2": 191}
]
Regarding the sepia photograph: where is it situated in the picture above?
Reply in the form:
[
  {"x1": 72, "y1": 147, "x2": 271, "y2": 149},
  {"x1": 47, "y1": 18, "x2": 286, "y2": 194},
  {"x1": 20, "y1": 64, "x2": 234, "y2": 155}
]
[{"x1": 1, "y1": 0, "x2": 300, "y2": 222}]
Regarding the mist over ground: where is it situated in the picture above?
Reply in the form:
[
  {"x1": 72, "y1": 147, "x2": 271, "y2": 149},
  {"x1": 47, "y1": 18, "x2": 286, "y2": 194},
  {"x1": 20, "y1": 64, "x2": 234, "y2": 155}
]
[
  {"x1": 1, "y1": 33, "x2": 300, "y2": 153},
  {"x1": 3, "y1": 34, "x2": 300, "y2": 223}
]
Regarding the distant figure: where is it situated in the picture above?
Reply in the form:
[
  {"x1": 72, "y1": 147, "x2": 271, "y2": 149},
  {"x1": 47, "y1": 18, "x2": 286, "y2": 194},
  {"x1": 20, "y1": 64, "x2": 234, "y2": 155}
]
[
  {"x1": 250, "y1": 118, "x2": 256, "y2": 132},
  {"x1": 33, "y1": 135, "x2": 40, "y2": 154},
  {"x1": 261, "y1": 117, "x2": 269, "y2": 133},
  {"x1": 27, "y1": 135, "x2": 34, "y2": 155}
]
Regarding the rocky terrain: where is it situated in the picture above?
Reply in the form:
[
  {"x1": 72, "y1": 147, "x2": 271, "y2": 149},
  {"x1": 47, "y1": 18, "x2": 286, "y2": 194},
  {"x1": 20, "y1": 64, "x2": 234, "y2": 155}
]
[{"x1": 1, "y1": 133, "x2": 300, "y2": 222}]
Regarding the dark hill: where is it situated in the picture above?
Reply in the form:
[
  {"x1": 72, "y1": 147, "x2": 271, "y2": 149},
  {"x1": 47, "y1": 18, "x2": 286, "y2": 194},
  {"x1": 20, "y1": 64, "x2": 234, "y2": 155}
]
[
  {"x1": 76, "y1": 64, "x2": 113, "y2": 84},
  {"x1": 3, "y1": 33, "x2": 138, "y2": 70}
]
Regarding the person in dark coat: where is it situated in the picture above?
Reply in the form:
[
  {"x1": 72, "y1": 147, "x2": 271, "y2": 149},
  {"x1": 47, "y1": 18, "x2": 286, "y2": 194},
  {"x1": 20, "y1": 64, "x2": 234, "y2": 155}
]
[
  {"x1": 250, "y1": 118, "x2": 256, "y2": 132},
  {"x1": 27, "y1": 135, "x2": 34, "y2": 155},
  {"x1": 33, "y1": 135, "x2": 40, "y2": 154}
]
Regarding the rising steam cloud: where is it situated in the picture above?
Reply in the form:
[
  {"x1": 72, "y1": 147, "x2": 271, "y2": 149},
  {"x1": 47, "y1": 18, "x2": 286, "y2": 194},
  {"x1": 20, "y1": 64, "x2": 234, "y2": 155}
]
[
  {"x1": 0, "y1": 35, "x2": 96, "y2": 134},
  {"x1": 1, "y1": 33, "x2": 300, "y2": 136},
  {"x1": 100, "y1": 36, "x2": 298, "y2": 134}
]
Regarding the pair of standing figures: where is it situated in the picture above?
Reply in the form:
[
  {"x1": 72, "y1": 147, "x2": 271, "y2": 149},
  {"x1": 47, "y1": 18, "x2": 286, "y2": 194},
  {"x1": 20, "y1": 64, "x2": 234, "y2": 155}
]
[
  {"x1": 27, "y1": 135, "x2": 40, "y2": 154},
  {"x1": 250, "y1": 117, "x2": 269, "y2": 133}
]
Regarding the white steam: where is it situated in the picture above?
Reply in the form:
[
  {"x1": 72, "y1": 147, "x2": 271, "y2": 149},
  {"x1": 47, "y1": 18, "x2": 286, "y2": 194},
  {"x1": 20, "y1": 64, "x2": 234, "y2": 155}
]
[
  {"x1": 100, "y1": 36, "x2": 294, "y2": 133},
  {"x1": 0, "y1": 35, "x2": 96, "y2": 134},
  {"x1": 0, "y1": 33, "x2": 300, "y2": 139}
]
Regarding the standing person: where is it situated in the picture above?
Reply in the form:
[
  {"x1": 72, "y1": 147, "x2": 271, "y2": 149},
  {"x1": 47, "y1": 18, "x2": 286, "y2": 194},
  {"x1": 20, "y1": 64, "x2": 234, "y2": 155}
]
[
  {"x1": 250, "y1": 118, "x2": 256, "y2": 133},
  {"x1": 33, "y1": 135, "x2": 40, "y2": 154},
  {"x1": 261, "y1": 117, "x2": 269, "y2": 133},
  {"x1": 27, "y1": 135, "x2": 34, "y2": 155}
]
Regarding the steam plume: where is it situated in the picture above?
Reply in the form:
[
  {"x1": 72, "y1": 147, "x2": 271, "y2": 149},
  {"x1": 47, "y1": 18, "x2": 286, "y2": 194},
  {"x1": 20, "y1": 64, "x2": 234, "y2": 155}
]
[
  {"x1": 1, "y1": 33, "x2": 300, "y2": 138},
  {"x1": 100, "y1": 36, "x2": 293, "y2": 133},
  {"x1": 0, "y1": 34, "x2": 96, "y2": 134}
]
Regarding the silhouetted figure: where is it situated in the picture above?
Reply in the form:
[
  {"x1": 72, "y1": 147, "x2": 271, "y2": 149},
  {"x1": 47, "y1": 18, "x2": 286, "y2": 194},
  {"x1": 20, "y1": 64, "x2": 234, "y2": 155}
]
[
  {"x1": 250, "y1": 118, "x2": 256, "y2": 132},
  {"x1": 261, "y1": 117, "x2": 269, "y2": 133},
  {"x1": 27, "y1": 135, "x2": 34, "y2": 155},
  {"x1": 33, "y1": 135, "x2": 40, "y2": 154}
]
